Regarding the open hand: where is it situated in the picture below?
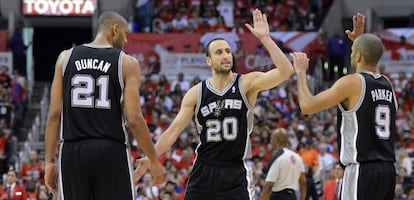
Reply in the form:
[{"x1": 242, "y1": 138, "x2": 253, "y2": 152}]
[
  {"x1": 345, "y1": 13, "x2": 365, "y2": 41},
  {"x1": 245, "y1": 8, "x2": 270, "y2": 40},
  {"x1": 134, "y1": 157, "x2": 150, "y2": 182}
]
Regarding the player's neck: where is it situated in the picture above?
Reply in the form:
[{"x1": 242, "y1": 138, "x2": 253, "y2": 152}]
[
  {"x1": 209, "y1": 72, "x2": 234, "y2": 91},
  {"x1": 89, "y1": 34, "x2": 112, "y2": 46},
  {"x1": 357, "y1": 65, "x2": 377, "y2": 74}
]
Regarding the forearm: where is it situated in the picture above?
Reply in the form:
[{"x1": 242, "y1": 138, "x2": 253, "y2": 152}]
[
  {"x1": 299, "y1": 173, "x2": 307, "y2": 200},
  {"x1": 300, "y1": 185, "x2": 306, "y2": 200},
  {"x1": 130, "y1": 120, "x2": 158, "y2": 162},
  {"x1": 297, "y1": 71, "x2": 314, "y2": 114},
  {"x1": 154, "y1": 127, "x2": 181, "y2": 157},
  {"x1": 260, "y1": 183, "x2": 273, "y2": 200},
  {"x1": 44, "y1": 116, "x2": 60, "y2": 163},
  {"x1": 260, "y1": 36, "x2": 294, "y2": 77}
]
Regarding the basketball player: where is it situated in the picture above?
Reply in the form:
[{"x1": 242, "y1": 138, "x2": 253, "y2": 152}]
[
  {"x1": 261, "y1": 128, "x2": 306, "y2": 200},
  {"x1": 136, "y1": 8, "x2": 294, "y2": 200},
  {"x1": 291, "y1": 13, "x2": 396, "y2": 200},
  {"x1": 44, "y1": 11, "x2": 164, "y2": 199}
]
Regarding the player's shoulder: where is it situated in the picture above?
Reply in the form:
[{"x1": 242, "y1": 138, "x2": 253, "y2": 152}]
[
  {"x1": 55, "y1": 48, "x2": 74, "y2": 66},
  {"x1": 186, "y1": 83, "x2": 201, "y2": 96},
  {"x1": 121, "y1": 53, "x2": 140, "y2": 67},
  {"x1": 334, "y1": 73, "x2": 362, "y2": 87}
]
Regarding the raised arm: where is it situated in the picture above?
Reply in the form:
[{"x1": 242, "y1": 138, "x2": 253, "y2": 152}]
[
  {"x1": 292, "y1": 52, "x2": 359, "y2": 114},
  {"x1": 122, "y1": 54, "x2": 164, "y2": 185},
  {"x1": 244, "y1": 8, "x2": 294, "y2": 94},
  {"x1": 345, "y1": 13, "x2": 366, "y2": 41}
]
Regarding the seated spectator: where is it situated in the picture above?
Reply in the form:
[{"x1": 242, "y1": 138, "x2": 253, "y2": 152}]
[
  {"x1": 0, "y1": 87, "x2": 13, "y2": 127},
  {"x1": 171, "y1": 12, "x2": 189, "y2": 33},
  {"x1": 0, "y1": 119, "x2": 11, "y2": 175},
  {"x1": 2, "y1": 168, "x2": 27, "y2": 200},
  {"x1": 170, "y1": 73, "x2": 190, "y2": 92},
  {"x1": 211, "y1": 16, "x2": 229, "y2": 33},
  {"x1": 157, "y1": 74, "x2": 171, "y2": 91},
  {"x1": 145, "y1": 44, "x2": 161, "y2": 75},
  {"x1": 36, "y1": 184, "x2": 51, "y2": 200},
  {"x1": 20, "y1": 150, "x2": 44, "y2": 187},
  {"x1": 0, "y1": 65, "x2": 11, "y2": 89}
]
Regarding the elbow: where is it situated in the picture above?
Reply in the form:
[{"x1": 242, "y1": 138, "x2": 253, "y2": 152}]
[
  {"x1": 126, "y1": 116, "x2": 146, "y2": 129},
  {"x1": 299, "y1": 104, "x2": 316, "y2": 115},
  {"x1": 300, "y1": 107, "x2": 312, "y2": 115},
  {"x1": 47, "y1": 110, "x2": 61, "y2": 122},
  {"x1": 281, "y1": 66, "x2": 295, "y2": 79},
  {"x1": 288, "y1": 67, "x2": 295, "y2": 77}
]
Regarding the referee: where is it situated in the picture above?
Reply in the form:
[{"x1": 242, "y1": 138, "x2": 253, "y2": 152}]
[{"x1": 261, "y1": 128, "x2": 306, "y2": 200}]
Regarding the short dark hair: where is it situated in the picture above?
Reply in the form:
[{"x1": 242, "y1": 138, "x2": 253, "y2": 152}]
[{"x1": 205, "y1": 38, "x2": 227, "y2": 57}]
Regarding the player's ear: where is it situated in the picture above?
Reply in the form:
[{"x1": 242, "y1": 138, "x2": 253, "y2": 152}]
[
  {"x1": 111, "y1": 24, "x2": 119, "y2": 36},
  {"x1": 206, "y1": 56, "x2": 212, "y2": 66},
  {"x1": 356, "y1": 51, "x2": 362, "y2": 63}
]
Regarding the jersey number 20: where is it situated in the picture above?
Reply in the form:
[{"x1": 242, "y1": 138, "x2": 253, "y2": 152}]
[
  {"x1": 71, "y1": 75, "x2": 111, "y2": 109},
  {"x1": 206, "y1": 117, "x2": 238, "y2": 142}
]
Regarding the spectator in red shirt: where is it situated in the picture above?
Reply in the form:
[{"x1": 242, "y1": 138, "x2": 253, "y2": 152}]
[
  {"x1": 20, "y1": 150, "x2": 44, "y2": 186},
  {"x1": 308, "y1": 33, "x2": 327, "y2": 75},
  {"x1": 175, "y1": 146, "x2": 195, "y2": 171},
  {"x1": 0, "y1": 119, "x2": 11, "y2": 175},
  {"x1": 145, "y1": 44, "x2": 161, "y2": 75},
  {"x1": 391, "y1": 36, "x2": 414, "y2": 60},
  {"x1": 2, "y1": 168, "x2": 28, "y2": 200}
]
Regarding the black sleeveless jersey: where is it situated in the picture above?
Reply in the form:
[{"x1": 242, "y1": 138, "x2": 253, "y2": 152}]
[
  {"x1": 61, "y1": 44, "x2": 127, "y2": 144},
  {"x1": 193, "y1": 74, "x2": 254, "y2": 163},
  {"x1": 337, "y1": 72, "x2": 397, "y2": 165}
]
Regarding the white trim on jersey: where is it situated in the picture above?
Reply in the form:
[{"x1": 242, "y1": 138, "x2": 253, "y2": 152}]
[
  {"x1": 341, "y1": 164, "x2": 359, "y2": 200},
  {"x1": 243, "y1": 160, "x2": 255, "y2": 200},
  {"x1": 118, "y1": 51, "x2": 125, "y2": 91},
  {"x1": 125, "y1": 145, "x2": 135, "y2": 200},
  {"x1": 58, "y1": 141, "x2": 64, "y2": 199},
  {"x1": 193, "y1": 82, "x2": 203, "y2": 131},
  {"x1": 205, "y1": 74, "x2": 237, "y2": 96},
  {"x1": 242, "y1": 109, "x2": 254, "y2": 160},
  {"x1": 193, "y1": 82, "x2": 204, "y2": 162},
  {"x1": 381, "y1": 73, "x2": 399, "y2": 112},
  {"x1": 238, "y1": 75, "x2": 254, "y2": 110},
  {"x1": 62, "y1": 47, "x2": 74, "y2": 76},
  {"x1": 118, "y1": 51, "x2": 130, "y2": 146},
  {"x1": 338, "y1": 74, "x2": 365, "y2": 165}
]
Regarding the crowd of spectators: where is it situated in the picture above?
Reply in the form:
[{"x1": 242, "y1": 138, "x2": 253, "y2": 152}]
[
  {"x1": 0, "y1": 21, "x2": 39, "y2": 198},
  {"x1": 133, "y1": 0, "x2": 333, "y2": 33}
]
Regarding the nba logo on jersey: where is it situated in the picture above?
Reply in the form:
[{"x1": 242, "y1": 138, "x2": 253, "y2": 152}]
[{"x1": 232, "y1": 86, "x2": 236, "y2": 93}]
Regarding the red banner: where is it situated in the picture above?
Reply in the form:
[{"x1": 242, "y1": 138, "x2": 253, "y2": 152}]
[
  {"x1": 0, "y1": 31, "x2": 8, "y2": 51},
  {"x1": 125, "y1": 32, "x2": 318, "y2": 75}
]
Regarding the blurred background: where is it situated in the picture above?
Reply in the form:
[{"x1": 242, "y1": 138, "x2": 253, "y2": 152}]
[{"x1": 0, "y1": 0, "x2": 413, "y2": 199}]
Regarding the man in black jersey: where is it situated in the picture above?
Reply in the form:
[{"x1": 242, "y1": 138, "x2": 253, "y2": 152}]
[
  {"x1": 136, "y1": 9, "x2": 294, "y2": 200},
  {"x1": 44, "y1": 11, "x2": 164, "y2": 199},
  {"x1": 292, "y1": 13, "x2": 396, "y2": 200}
]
